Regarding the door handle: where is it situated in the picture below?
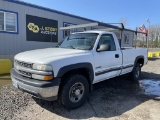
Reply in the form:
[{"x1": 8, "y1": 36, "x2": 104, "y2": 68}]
[{"x1": 115, "y1": 54, "x2": 119, "y2": 58}]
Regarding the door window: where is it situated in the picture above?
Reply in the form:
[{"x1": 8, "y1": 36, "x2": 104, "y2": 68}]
[{"x1": 98, "y1": 34, "x2": 116, "y2": 51}]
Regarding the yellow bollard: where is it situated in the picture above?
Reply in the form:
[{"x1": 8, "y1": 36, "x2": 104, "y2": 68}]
[
  {"x1": 156, "y1": 52, "x2": 159, "y2": 57},
  {"x1": 0, "y1": 59, "x2": 12, "y2": 74},
  {"x1": 148, "y1": 52, "x2": 160, "y2": 58},
  {"x1": 148, "y1": 52, "x2": 153, "y2": 57}
]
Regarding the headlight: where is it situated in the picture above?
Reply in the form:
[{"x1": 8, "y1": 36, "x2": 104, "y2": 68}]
[{"x1": 32, "y1": 64, "x2": 53, "y2": 71}]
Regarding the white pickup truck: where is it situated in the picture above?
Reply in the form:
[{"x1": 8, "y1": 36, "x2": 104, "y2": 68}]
[{"x1": 11, "y1": 25, "x2": 148, "y2": 109}]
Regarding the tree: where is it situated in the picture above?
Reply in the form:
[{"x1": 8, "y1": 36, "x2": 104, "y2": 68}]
[{"x1": 148, "y1": 24, "x2": 160, "y2": 48}]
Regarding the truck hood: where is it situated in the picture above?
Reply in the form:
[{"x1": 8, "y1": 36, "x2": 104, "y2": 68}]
[{"x1": 15, "y1": 48, "x2": 88, "y2": 64}]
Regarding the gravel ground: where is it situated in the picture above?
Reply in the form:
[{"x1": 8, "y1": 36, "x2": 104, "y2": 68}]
[
  {"x1": 0, "y1": 58, "x2": 160, "y2": 120},
  {"x1": 0, "y1": 86, "x2": 32, "y2": 120}
]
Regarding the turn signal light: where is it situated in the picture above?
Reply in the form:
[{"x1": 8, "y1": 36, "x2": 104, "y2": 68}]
[
  {"x1": 32, "y1": 74, "x2": 54, "y2": 80},
  {"x1": 44, "y1": 75, "x2": 54, "y2": 81}
]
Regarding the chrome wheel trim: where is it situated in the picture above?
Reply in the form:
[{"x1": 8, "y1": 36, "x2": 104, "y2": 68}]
[{"x1": 69, "y1": 82, "x2": 85, "y2": 103}]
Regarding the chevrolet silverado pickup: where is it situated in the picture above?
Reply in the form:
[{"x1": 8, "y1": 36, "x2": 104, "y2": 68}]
[{"x1": 11, "y1": 30, "x2": 148, "y2": 109}]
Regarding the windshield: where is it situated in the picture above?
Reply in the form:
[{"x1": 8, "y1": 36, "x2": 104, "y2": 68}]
[{"x1": 59, "y1": 33, "x2": 99, "y2": 50}]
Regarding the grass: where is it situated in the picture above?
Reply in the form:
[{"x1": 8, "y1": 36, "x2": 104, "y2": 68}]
[{"x1": 0, "y1": 74, "x2": 12, "y2": 87}]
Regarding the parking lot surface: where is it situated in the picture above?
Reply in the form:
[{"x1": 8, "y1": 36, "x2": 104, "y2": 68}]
[{"x1": 0, "y1": 58, "x2": 160, "y2": 120}]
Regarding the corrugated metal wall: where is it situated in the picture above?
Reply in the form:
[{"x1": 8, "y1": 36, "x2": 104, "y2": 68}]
[{"x1": 0, "y1": 0, "x2": 93, "y2": 60}]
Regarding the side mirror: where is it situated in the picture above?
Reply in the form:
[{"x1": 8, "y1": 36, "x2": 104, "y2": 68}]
[{"x1": 97, "y1": 44, "x2": 110, "y2": 52}]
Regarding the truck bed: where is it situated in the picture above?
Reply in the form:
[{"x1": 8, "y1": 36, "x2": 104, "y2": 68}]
[{"x1": 120, "y1": 48, "x2": 148, "y2": 75}]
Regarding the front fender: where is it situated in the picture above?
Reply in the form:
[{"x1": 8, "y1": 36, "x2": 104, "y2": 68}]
[{"x1": 57, "y1": 62, "x2": 94, "y2": 84}]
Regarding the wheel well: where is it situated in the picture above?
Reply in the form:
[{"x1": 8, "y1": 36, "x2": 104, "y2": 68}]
[
  {"x1": 59, "y1": 68, "x2": 92, "y2": 91},
  {"x1": 137, "y1": 58, "x2": 144, "y2": 67}
]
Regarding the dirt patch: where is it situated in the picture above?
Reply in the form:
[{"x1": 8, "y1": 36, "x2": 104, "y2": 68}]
[{"x1": 1, "y1": 58, "x2": 160, "y2": 120}]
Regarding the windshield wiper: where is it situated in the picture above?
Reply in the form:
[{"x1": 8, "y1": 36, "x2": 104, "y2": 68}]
[{"x1": 64, "y1": 46, "x2": 78, "y2": 49}]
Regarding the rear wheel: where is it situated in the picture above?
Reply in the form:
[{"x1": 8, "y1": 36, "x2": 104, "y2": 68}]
[
  {"x1": 59, "y1": 74, "x2": 89, "y2": 109},
  {"x1": 130, "y1": 63, "x2": 141, "y2": 81}
]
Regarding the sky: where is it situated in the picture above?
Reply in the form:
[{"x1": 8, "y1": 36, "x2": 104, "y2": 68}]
[{"x1": 22, "y1": 0, "x2": 160, "y2": 30}]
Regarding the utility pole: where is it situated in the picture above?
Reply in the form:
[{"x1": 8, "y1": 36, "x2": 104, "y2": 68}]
[{"x1": 147, "y1": 19, "x2": 150, "y2": 48}]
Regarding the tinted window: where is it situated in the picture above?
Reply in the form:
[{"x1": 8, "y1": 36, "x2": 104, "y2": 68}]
[
  {"x1": 6, "y1": 13, "x2": 16, "y2": 31},
  {"x1": 0, "y1": 11, "x2": 17, "y2": 32}
]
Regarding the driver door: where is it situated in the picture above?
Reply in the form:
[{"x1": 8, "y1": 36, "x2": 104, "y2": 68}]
[{"x1": 93, "y1": 34, "x2": 122, "y2": 83}]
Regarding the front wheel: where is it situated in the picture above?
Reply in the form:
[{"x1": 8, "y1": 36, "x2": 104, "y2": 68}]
[
  {"x1": 59, "y1": 74, "x2": 89, "y2": 109},
  {"x1": 130, "y1": 63, "x2": 141, "y2": 81}
]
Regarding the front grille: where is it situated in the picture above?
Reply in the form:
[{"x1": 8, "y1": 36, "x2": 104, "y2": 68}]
[
  {"x1": 15, "y1": 60, "x2": 32, "y2": 68},
  {"x1": 14, "y1": 60, "x2": 33, "y2": 78},
  {"x1": 19, "y1": 70, "x2": 32, "y2": 77}
]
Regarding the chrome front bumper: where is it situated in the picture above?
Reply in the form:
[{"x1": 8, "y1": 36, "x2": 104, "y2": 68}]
[{"x1": 11, "y1": 69, "x2": 60, "y2": 101}]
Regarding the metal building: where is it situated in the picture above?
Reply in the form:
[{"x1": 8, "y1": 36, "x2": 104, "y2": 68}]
[{"x1": 0, "y1": 0, "x2": 96, "y2": 60}]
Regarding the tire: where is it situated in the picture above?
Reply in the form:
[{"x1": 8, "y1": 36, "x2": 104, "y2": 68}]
[
  {"x1": 130, "y1": 63, "x2": 141, "y2": 81},
  {"x1": 59, "y1": 74, "x2": 89, "y2": 109}
]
